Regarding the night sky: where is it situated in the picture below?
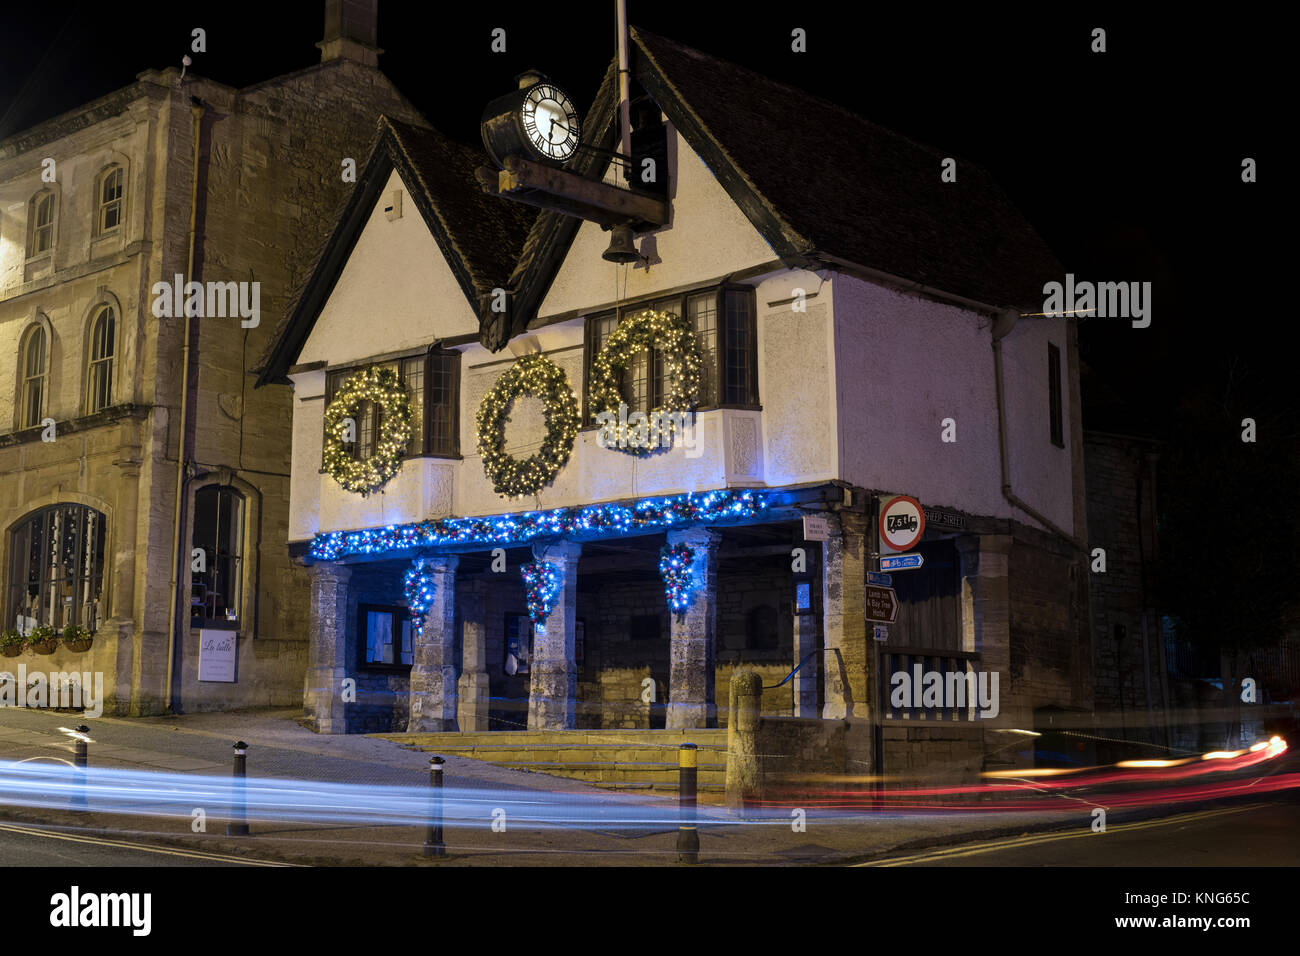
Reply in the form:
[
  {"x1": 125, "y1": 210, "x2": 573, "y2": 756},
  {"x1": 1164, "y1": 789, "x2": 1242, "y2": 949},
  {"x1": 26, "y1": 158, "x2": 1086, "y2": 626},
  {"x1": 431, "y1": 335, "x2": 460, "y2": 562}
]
[{"x1": 0, "y1": 2, "x2": 1284, "y2": 438}]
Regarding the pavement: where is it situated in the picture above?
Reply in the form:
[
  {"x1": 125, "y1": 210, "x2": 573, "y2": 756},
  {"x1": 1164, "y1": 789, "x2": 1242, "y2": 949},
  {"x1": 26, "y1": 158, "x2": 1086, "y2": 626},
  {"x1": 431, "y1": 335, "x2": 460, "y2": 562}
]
[{"x1": 0, "y1": 705, "x2": 1292, "y2": 866}]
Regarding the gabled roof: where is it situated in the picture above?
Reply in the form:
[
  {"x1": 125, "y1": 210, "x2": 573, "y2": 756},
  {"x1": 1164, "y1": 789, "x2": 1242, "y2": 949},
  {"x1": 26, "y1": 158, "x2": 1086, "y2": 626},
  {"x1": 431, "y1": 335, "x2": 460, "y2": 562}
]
[
  {"x1": 254, "y1": 116, "x2": 536, "y2": 385},
  {"x1": 501, "y1": 27, "x2": 1061, "y2": 340}
]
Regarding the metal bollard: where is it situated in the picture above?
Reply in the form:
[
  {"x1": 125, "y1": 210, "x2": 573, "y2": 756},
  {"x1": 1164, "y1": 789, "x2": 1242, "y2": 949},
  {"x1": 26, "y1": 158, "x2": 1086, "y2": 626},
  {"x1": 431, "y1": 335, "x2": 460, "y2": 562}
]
[
  {"x1": 227, "y1": 741, "x2": 249, "y2": 836},
  {"x1": 676, "y1": 742, "x2": 699, "y2": 863},
  {"x1": 71, "y1": 724, "x2": 90, "y2": 810},
  {"x1": 423, "y1": 755, "x2": 446, "y2": 858}
]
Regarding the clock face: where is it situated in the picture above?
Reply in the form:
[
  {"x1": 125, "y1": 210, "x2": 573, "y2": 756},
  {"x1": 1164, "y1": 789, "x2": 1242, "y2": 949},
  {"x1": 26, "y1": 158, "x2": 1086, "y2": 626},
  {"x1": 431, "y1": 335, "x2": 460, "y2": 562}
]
[{"x1": 520, "y1": 83, "x2": 580, "y2": 162}]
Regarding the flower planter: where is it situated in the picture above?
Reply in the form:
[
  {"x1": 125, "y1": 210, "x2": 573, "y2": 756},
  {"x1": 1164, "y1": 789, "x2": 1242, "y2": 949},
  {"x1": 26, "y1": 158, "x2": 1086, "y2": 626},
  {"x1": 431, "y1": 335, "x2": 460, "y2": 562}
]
[
  {"x1": 1, "y1": 644, "x2": 21, "y2": 657},
  {"x1": 64, "y1": 638, "x2": 93, "y2": 653},
  {"x1": 29, "y1": 639, "x2": 59, "y2": 655}
]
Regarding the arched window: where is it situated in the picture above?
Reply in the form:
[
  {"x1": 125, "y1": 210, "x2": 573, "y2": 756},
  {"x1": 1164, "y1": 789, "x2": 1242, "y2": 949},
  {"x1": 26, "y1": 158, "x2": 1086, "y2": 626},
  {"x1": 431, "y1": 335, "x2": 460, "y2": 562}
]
[
  {"x1": 6, "y1": 504, "x2": 106, "y2": 634},
  {"x1": 86, "y1": 306, "x2": 115, "y2": 413},
  {"x1": 190, "y1": 486, "x2": 245, "y2": 628},
  {"x1": 97, "y1": 166, "x2": 124, "y2": 234},
  {"x1": 19, "y1": 325, "x2": 48, "y2": 429},
  {"x1": 27, "y1": 191, "x2": 54, "y2": 257}
]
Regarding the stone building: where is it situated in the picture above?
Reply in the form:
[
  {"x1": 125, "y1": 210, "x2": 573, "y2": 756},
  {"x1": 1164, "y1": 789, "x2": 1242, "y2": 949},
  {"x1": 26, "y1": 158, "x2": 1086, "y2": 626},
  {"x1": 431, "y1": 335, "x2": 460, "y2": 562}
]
[
  {"x1": 0, "y1": 1, "x2": 425, "y2": 714},
  {"x1": 1083, "y1": 429, "x2": 1169, "y2": 757},
  {"x1": 258, "y1": 28, "x2": 1093, "y2": 777}
]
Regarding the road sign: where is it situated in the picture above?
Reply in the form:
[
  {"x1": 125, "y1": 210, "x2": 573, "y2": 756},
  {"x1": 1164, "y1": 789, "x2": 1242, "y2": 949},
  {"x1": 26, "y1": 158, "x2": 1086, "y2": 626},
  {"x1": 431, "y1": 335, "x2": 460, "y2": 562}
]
[
  {"x1": 879, "y1": 495, "x2": 925, "y2": 551},
  {"x1": 880, "y1": 553, "x2": 925, "y2": 572},
  {"x1": 866, "y1": 571, "x2": 893, "y2": 586},
  {"x1": 864, "y1": 585, "x2": 898, "y2": 623},
  {"x1": 873, "y1": 625, "x2": 889, "y2": 642}
]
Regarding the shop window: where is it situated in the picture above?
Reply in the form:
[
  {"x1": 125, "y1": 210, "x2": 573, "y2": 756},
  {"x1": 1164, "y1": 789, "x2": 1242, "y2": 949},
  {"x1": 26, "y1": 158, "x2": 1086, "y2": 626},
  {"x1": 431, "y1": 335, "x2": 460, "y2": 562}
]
[
  {"x1": 6, "y1": 504, "x2": 105, "y2": 634},
  {"x1": 190, "y1": 486, "x2": 244, "y2": 628}
]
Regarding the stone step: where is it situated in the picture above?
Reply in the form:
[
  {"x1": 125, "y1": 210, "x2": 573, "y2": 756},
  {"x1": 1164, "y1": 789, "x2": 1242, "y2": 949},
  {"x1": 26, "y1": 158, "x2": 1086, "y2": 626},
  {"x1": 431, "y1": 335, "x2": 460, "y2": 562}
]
[
  {"x1": 397, "y1": 744, "x2": 728, "y2": 762},
  {"x1": 501, "y1": 761, "x2": 726, "y2": 785},
  {"x1": 379, "y1": 729, "x2": 729, "y2": 749}
]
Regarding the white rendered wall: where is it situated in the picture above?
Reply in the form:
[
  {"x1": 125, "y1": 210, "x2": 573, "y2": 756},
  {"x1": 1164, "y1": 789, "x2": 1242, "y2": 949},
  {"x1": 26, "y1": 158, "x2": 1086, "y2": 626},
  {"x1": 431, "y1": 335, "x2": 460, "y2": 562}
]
[
  {"x1": 832, "y1": 274, "x2": 1074, "y2": 535},
  {"x1": 296, "y1": 170, "x2": 479, "y2": 368}
]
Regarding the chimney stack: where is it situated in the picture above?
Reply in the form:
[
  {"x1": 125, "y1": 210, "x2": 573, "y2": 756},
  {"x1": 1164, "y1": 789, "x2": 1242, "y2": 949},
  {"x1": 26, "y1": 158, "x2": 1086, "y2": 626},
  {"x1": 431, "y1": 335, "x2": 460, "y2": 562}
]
[{"x1": 318, "y1": 0, "x2": 381, "y2": 67}]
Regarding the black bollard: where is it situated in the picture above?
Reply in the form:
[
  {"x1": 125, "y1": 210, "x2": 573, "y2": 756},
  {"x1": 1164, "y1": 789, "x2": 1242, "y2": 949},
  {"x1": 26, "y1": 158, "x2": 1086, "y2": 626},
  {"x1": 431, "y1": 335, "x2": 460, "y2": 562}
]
[
  {"x1": 676, "y1": 742, "x2": 699, "y2": 863},
  {"x1": 227, "y1": 741, "x2": 249, "y2": 836},
  {"x1": 71, "y1": 725, "x2": 90, "y2": 810},
  {"x1": 423, "y1": 755, "x2": 445, "y2": 858}
]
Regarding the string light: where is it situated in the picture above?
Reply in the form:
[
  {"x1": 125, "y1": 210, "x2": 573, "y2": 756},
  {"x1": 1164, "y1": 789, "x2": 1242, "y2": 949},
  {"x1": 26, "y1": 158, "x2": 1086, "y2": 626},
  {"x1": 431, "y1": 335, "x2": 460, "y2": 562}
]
[
  {"x1": 476, "y1": 353, "x2": 579, "y2": 498},
  {"x1": 322, "y1": 366, "x2": 412, "y2": 497},
  {"x1": 309, "y1": 489, "x2": 770, "y2": 560},
  {"x1": 589, "y1": 309, "x2": 702, "y2": 456},
  {"x1": 521, "y1": 561, "x2": 562, "y2": 625},
  {"x1": 658, "y1": 542, "x2": 697, "y2": 614},
  {"x1": 403, "y1": 560, "x2": 438, "y2": 636}
]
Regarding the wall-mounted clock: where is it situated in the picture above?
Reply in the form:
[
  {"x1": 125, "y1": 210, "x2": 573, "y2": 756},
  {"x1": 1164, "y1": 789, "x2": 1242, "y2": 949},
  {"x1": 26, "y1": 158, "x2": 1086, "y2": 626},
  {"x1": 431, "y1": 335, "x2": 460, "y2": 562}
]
[{"x1": 482, "y1": 72, "x2": 582, "y2": 167}]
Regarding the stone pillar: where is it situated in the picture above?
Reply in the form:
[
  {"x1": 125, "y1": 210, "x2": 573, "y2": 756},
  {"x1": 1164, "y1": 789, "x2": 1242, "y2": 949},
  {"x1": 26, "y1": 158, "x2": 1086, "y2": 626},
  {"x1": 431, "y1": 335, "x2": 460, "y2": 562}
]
[
  {"x1": 725, "y1": 670, "x2": 763, "y2": 810},
  {"x1": 666, "y1": 527, "x2": 720, "y2": 729},
  {"x1": 528, "y1": 541, "x2": 581, "y2": 730},
  {"x1": 304, "y1": 562, "x2": 351, "y2": 734},
  {"x1": 408, "y1": 556, "x2": 459, "y2": 733},
  {"x1": 821, "y1": 512, "x2": 870, "y2": 720},
  {"x1": 457, "y1": 589, "x2": 490, "y2": 731},
  {"x1": 956, "y1": 535, "x2": 1022, "y2": 736}
]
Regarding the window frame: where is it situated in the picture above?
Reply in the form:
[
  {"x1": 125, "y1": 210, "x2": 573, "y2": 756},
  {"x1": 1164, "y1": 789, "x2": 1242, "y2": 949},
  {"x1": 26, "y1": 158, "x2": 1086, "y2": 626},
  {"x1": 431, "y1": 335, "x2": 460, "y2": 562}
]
[
  {"x1": 96, "y1": 165, "x2": 124, "y2": 236},
  {"x1": 27, "y1": 190, "x2": 55, "y2": 259},
  {"x1": 19, "y1": 324, "x2": 48, "y2": 430},
  {"x1": 357, "y1": 602, "x2": 414, "y2": 672},
  {"x1": 580, "y1": 282, "x2": 759, "y2": 427},
  {"x1": 189, "y1": 485, "x2": 245, "y2": 631},
  {"x1": 323, "y1": 349, "x2": 461, "y2": 467},
  {"x1": 6, "y1": 504, "x2": 107, "y2": 635},
  {"x1": 85, "y1": 305, "x2": 116, "y2": 414}
]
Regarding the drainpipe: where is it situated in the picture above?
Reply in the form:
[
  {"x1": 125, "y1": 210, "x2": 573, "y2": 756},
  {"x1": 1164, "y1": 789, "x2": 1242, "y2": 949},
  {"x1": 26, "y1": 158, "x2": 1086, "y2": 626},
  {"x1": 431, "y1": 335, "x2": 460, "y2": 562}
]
[
  {"x1": 615, "y1": 0, "x2": 632, "y2": 179},
  {"x1": 991, "y1": 309, "x2": 1079, "y2": 546},
  {"x1": 164, "y1": 97, "x2": 204, "y2": 712}
]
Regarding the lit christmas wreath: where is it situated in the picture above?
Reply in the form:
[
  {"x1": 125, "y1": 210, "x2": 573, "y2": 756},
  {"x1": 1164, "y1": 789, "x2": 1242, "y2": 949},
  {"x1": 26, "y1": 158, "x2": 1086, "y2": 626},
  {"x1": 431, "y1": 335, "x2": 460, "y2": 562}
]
[
  {"x1": 589, "y1": 309, "x2": 702, "y2": 455},
  {"x1": 477, "y1": 353, "x2": 579, "y2": 498},
  {"x1": 322, "y1": 366, "x2": 413, "y2": 496}
]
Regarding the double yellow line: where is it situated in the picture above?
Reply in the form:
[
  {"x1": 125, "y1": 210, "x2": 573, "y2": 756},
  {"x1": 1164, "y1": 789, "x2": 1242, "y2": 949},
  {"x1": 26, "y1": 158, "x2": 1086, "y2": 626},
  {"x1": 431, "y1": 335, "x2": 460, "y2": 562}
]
[{"x1": 853, "y1": 804, "x2": 1259, "y2": 866}]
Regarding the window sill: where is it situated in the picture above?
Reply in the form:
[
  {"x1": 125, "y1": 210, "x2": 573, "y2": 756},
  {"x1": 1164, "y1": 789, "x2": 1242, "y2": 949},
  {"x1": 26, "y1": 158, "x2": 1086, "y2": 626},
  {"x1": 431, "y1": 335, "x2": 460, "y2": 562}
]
[
  {"x1": 191, "y1": 620, "x2": 241, "y2": 631},
  {"x1": 358, "y1": 663, "x2": 413, "y2": 674}
]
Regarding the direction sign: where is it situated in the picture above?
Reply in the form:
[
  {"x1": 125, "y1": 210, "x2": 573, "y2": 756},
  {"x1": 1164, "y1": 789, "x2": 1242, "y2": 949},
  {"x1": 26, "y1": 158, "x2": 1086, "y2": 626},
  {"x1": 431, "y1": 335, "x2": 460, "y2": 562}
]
[
  {"x1": 866, "y1": 571, "x2": 893, "y2": 586},
  {"x1": 880, "y1": 553, "x2": 925, "y2": 572},
  {"x1": 864, "y1": 585, "x2": 898, "y2": 623}
]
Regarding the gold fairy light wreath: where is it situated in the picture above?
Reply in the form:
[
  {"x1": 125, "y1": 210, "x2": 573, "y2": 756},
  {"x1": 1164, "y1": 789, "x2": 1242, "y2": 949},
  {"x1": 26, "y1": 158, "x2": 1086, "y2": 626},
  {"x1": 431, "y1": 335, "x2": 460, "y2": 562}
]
[
  {"x1": 477, "y1": 353, "x2": 579, "y2": 498},
  {"x1": 589, "y1": 309, "x2": 702, "y2": 455},
  {"x1": 322, "y1": 366, "x2": 412, "y2": 496}
]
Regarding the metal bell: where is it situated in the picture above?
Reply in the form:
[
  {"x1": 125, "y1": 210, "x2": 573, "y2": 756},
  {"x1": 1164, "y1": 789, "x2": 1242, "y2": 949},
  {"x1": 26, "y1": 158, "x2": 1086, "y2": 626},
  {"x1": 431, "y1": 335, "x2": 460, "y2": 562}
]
[{"x1": 602, "y1": 223, "x2": 640, "y2": 263}]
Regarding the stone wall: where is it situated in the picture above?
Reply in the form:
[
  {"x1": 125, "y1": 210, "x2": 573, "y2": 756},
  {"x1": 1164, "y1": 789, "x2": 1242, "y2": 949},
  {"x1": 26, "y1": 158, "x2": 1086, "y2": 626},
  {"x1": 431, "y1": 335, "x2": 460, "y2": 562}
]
[
  {"x1": 882, "y1": 722, "x2": 985, "y2": 782},
  {"x1": 1084, "y1": 432, "x2": 1167, "y2": 756}
]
